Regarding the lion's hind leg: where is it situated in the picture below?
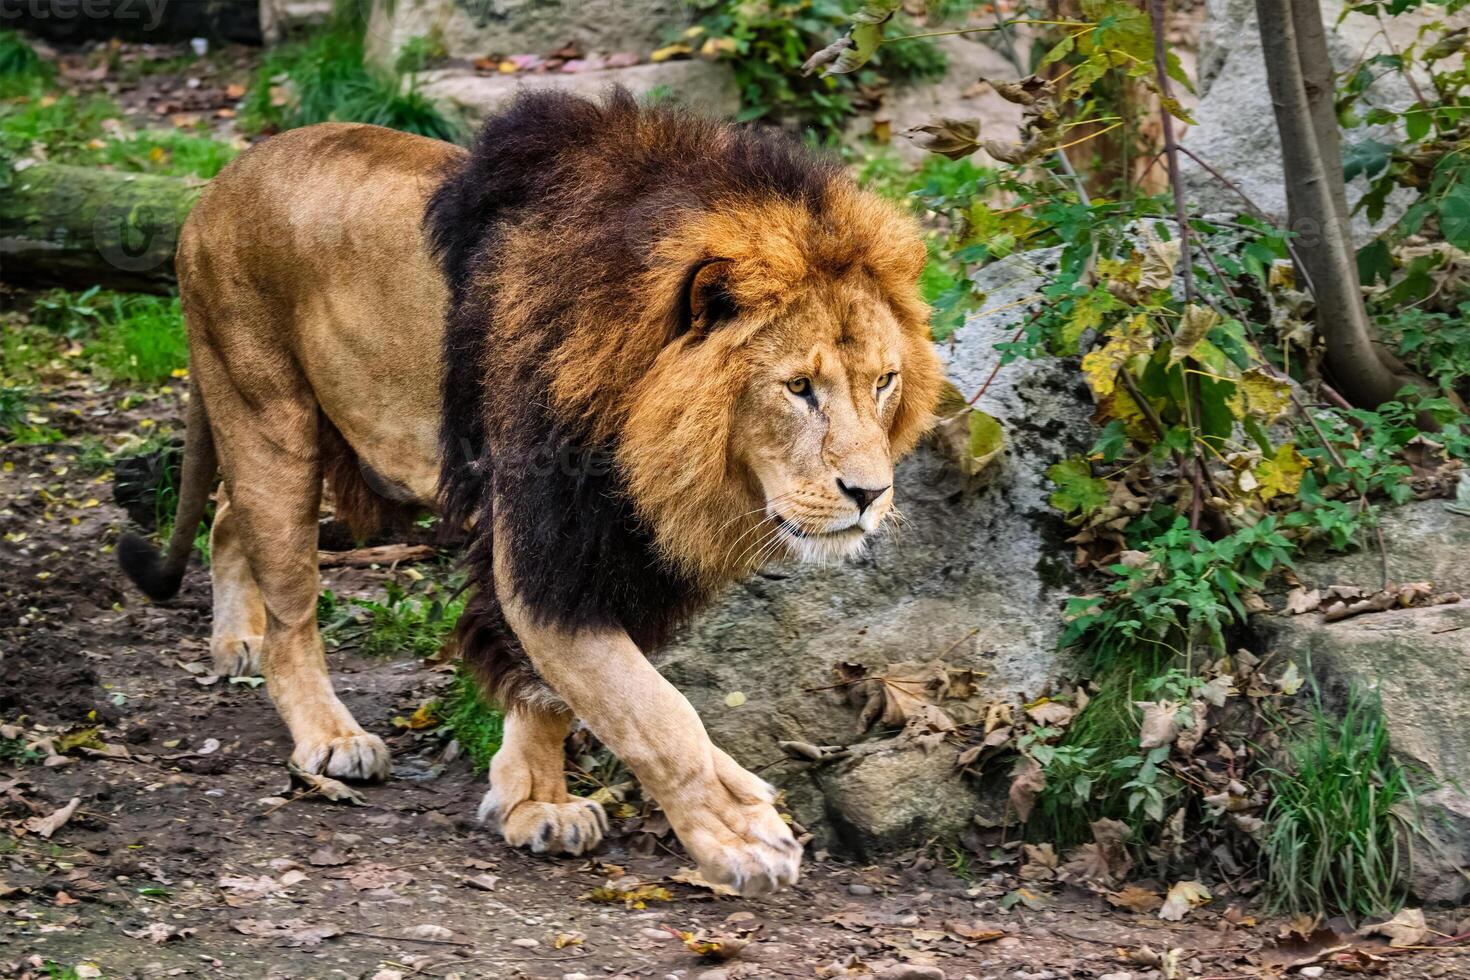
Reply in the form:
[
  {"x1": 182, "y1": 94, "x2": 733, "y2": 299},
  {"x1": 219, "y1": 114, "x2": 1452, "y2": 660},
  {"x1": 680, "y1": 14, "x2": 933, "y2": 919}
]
[
  {"x1": 193, "y1": 342, "x2": 389, "y2": 782},
  {"x1": 479, "y1": 704, "x2": 608, "y2": 856},
  {"x1": 462, "y1": 590, "x2": 607, "y2": 855},
  {"x1": 207, "y1": 488, "x2": 265, "y2": 678}
]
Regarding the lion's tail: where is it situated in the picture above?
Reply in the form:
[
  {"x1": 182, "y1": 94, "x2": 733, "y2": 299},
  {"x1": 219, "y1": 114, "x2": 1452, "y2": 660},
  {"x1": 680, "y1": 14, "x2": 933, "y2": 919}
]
[{"x1": 117, "y1": 377, "x2": 217, "y2": 601}]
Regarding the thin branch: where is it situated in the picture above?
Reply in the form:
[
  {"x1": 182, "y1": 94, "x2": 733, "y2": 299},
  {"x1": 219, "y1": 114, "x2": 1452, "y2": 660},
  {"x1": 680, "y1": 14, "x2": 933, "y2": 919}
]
[{"x1": 1147, "y1": 0, "x2": 1193, "y2": 305}]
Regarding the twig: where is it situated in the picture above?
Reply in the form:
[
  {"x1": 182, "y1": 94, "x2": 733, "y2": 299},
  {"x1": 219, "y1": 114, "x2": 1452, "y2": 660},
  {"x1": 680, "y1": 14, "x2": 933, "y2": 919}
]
[
  {"x1": 258, "y1": 785, "x2": 319, "y2": 817},
  {"x1": 342, "y1": 929, "x2": 472, "y2": 948},
  {"x1": 1175, "y1": 144, "x2": 1317, "y2": 297},
  {"x1": 1148, "y1": 0, "x2": 1193, "y2": 305}
]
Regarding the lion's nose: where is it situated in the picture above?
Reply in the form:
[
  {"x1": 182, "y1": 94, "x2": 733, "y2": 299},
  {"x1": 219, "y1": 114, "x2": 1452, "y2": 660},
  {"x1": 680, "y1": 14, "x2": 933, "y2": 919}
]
[{"x1": 836, "y1": 479, "x2": 889, "y2": 515}]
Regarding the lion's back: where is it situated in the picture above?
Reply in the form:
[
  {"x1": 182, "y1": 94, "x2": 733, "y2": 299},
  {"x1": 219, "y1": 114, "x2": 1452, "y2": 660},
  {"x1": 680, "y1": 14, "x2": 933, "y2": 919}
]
[{"x1": 177, "y1": 123, "x2": 464, "y2": 325}]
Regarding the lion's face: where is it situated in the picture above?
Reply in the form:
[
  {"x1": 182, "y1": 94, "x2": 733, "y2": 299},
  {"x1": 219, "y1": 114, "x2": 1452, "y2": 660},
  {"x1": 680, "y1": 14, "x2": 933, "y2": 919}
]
[
  {"x1": 729, "y1": 282, "x2": 912, "y2": 565},
  {"x1": 616, "y1": 185, "x2": 942, "y2": 586}
]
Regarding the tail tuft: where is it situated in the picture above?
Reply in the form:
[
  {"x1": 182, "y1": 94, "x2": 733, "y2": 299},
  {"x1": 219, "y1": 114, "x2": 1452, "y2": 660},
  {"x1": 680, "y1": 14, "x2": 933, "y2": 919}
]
[{"x1": 117, "y1": 532, "x2": 186, "y2": 601}]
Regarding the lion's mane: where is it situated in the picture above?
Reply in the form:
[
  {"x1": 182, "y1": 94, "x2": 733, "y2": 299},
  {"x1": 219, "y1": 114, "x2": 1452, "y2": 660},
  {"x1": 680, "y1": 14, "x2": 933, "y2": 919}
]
[{"x1": 425, "y1": 89, "x2": 936, "y2": 704}]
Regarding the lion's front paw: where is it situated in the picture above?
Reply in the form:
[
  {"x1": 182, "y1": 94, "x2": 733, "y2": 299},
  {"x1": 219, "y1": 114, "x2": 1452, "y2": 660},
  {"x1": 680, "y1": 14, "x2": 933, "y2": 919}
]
[
  {"x1": 210, "y1": 635, "x2": 262, "y2": 678},
  {"x1": 481, "y1": 791, "x2": 608, "y2": 856},
  {"x1": 291, "y1": 731, "x2": 390, "y2": 782},
  {"x1": 665, "y1": 751, "x2": 802, "y2": 897}
]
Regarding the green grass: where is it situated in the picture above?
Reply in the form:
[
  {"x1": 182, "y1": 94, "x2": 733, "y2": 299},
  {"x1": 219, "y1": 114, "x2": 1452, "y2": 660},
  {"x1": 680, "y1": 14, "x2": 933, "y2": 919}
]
[
  {"x1": 0, "y1": 28, "x2": 48, "y2": 93},
  {"x1": 320, "y1": 575, "x2": 465, "y2": 660},
  {"x1": 440, "y1": 665, "x2": 504, "y2": 773},
  {"x1": 242, "y1": 25, "x2": 459, "y2": 141},
  {"x1": 81, "y1": 295, "x2": 188, "y2": 385},
  {"x1": 94, "y1": 130, "x2": 239, "y2": 180},
  {"x1": 1262, "y1": 685, "x2": 1418, "y2": 921},
  {"x1": 4, "y1": 290, "x2": 189, "y2": 390}
]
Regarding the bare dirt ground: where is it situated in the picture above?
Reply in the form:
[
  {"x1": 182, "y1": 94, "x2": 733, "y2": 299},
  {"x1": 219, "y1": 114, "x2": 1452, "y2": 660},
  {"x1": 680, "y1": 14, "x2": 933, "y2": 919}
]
[{"x1": 4, "y1": 372, "x2": 1470, "y2": 979}]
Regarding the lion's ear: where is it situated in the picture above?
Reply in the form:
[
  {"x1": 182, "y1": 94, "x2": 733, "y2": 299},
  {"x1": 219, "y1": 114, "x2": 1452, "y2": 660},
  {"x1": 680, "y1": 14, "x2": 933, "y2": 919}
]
[{"x1": 671, "y1": 258, "x2": 738, "y2": 342}]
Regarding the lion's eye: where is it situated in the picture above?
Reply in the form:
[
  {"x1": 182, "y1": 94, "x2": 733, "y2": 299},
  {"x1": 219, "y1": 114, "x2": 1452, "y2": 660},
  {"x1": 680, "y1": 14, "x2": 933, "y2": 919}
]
[
  {"x1": 876, "y1": 371, "x2": 897, "y2": 392},
  {"x1": 786, "y1": 377, "x2": 812, "y2": 397}
]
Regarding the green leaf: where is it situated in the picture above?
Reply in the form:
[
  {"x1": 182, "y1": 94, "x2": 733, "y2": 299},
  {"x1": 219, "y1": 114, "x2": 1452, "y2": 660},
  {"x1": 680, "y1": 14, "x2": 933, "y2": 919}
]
[
  {"x1": 802, "y1": 0, "x2": 899, "y2": 76},
  {"x1": 1437, "y1": 180, "x2": 1470, "y2": 249},
  {"x1": 1342, "y1": 138, "x2": 1394, "y2": 182},
  {"x1": 1047, "y1": 457, "x2": 1110, "y2": 517},
  {"x1": 1037, "y1": 33, "x2": 1075, "y2": 70},
  {"x1": 1356, "y1": 239, "x2": 1393, "y2": 285}
]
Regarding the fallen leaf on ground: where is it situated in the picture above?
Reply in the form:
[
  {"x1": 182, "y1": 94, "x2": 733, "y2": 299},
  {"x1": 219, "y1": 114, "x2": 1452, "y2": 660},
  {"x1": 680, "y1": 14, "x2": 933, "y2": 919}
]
[
  {"x1": 232, "y1": 918, "x2": 342, "y2": 947},
  {"x1": 1158, "y1": 880, "x2": 1211, "y2": 921},
  {"x1": 124, "y1": 922, "x2": 195, "y2": 943},
  {"x1": 1360, "y1": 907, "x2": 1427, "y2": 947},
  {"x1": 286, "y1": 763, "x2": 367, "y2": 805},
  {"x1": 1258, "y1": 926, "x2": 1352, "y2": 970},
  {"x1": 664, "y1": 925, "x2": 751, "y2": 960},
  {"x1": 1284, "y1": 587, "x2": 1321, "y2": 614},
  {"x1": 1137, "y1": 700, "x2": 1181, "y2": 749},
  {"x1": 583, "y1": 882, "x2": 674, "y2": 909},
  {"x1": 1108, "y1": 884, "x2": 1163, "y2": 913},
  {"x1": 670, "y1": 866, "x2": 739, "y2": 897},
  {"x1": 308, "y1": 845, "x2": 350, "y2": 866},
  {"x1": 1009, "y1": 756, "x2": 1045, "y2": 823},
  {"x1": 218, "y1": 874, "x2": 289, "y2": 906},
  {"x1": 348, "y1": 864, "x2": 414, "y2": 891},
  {"x1": 944, "y1": 919, "x2": 1006, "y2": 943},
  {"x1": 24, "y1": 797, "x2": 79, "y2": 839},
  {"x1": 464, "y1": 873, "x2": 500, "y2": 891}
]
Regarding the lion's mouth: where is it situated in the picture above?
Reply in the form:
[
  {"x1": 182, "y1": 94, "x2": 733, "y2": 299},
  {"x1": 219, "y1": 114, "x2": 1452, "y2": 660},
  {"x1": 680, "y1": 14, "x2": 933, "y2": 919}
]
[{"x1": 772, "y1": 514, "x2": 866, "y2": 543}]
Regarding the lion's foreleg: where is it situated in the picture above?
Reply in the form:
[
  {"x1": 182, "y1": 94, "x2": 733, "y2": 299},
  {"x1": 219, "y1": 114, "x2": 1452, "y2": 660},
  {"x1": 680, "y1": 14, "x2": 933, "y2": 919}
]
[
  {"x1": 478, "y1": 704, "x2": 607, "y2": 856},
  {"x1": 493, "y1": 570, "x2": 801, "y2": 895}
]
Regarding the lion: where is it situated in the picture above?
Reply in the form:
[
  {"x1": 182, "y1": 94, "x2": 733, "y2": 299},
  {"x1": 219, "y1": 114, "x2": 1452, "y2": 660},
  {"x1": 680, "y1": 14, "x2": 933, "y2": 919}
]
[{"x1": 117, "y1": 89, "x2": 942, "y2": 896}]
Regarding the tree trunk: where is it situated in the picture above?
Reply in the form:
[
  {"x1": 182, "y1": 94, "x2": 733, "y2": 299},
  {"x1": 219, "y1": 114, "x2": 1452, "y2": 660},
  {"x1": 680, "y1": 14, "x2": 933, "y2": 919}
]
[
  {"x1": 0, "y1": 164, "x2": 199, "y2": 294},
  {"x1": 1256, "y1": 0, "x2": 1415, "y2": 409}
]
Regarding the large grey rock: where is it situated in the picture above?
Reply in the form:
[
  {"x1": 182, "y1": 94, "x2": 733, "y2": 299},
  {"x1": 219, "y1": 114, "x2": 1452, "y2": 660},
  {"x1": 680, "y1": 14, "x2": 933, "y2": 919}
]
[
  {"x1": 1182, "y1": 0, "x2": 1435, "y2": 239},
  {"x1": 363, "y1": 0, "x2": 690, "y2": 72},
  {"x1": 660, "y1": 247, "x2": 1087, "y2": 851},
  {"x1": 419, "y1": 60, "x2": 740, "y2": 124},
  {"x1": 1258, "y1": 501, "x2": 1470, "y2": 903}
]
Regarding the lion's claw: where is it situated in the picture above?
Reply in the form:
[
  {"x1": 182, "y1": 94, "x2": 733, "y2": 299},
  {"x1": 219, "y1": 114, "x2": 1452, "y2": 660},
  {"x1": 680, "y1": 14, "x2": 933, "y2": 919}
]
[
  {"x1": 481, "y1": 792, "x2": 608, "y2": 856},
  {"x1": 290, "y1": 732, "x2": 390, "y2": 782}
]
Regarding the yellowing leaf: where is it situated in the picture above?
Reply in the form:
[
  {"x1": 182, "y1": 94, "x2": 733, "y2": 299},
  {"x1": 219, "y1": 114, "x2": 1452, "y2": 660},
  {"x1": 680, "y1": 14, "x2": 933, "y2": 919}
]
[
  {"x1": 582, "y1": 883, "x2": 674, "y2": 908},
  {"x1": 1228, "y1": 368, "x2": 1293, "y2": 422},
  {"x1": 1081, "y1": 313, "x2": 1154, "y2": 401},
  {"x1": 1254, "y1": 443, "x2": 1309, "y2": 500},
  {"x1": 1169, "y1": 304, "x2": 1220, "y2": 364},
  {"x1": 393, "y1": 700, "x2": 441, "y2": 730},
  {"x1": 802, "y1": 0, "x2": 899, "y2": 75},
  {"x1": 1158, "y1": 879, "x2": 1211, "y2": 921},
  {"x1": 1277, "y1": 662, "x2": 1304, "y2": 696},
  {"x1": 650, "y1": 43, "x2": 692, "y2": 62},
  {"x1": 1138, "y1": 238, "x2": 1182, "y2": 292}
]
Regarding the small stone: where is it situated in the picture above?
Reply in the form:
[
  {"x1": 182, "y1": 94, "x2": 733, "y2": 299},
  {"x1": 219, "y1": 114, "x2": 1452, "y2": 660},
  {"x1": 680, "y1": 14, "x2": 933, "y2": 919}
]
[
  {"x1": 1299, "y1": 970, "x2": 1324, "y2": 979},
  {"x1": 510, "y1": 937, "x2": 539, "y2": 948},
  {"x1": 641, "y1": 927, "x2": 672, "y2": 941},
  {"x1": 847, "y1": 883, "x2": 875, "y2": 896},
  {"x1": 563, "y1": 974, "x2": 591, "y2": 980},
  {"x1": 697, "y1": 971, "x2": 729, "y2": 980},
  {"x1": 1098, "y1": 973, "x2": 1133, "y2": 980},
  {"x1": 875, "y1": 967, "x2": 945, "y2": 980}
]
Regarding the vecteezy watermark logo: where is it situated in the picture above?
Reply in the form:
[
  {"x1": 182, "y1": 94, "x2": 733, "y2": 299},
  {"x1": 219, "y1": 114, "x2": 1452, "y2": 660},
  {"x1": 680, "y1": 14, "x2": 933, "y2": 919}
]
[
  {"x1": 93, "y1": 197, "x2": 181, "y2": 275},
  {"x1": 0, "y1": 0, "x2": 170, "y2": 32}
]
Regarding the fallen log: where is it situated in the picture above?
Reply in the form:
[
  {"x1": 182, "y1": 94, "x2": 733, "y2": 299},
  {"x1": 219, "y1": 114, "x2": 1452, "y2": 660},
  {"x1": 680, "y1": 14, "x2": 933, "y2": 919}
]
[{"x1": 0, "y1": 163, "x2": 200, "y2": 294}]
